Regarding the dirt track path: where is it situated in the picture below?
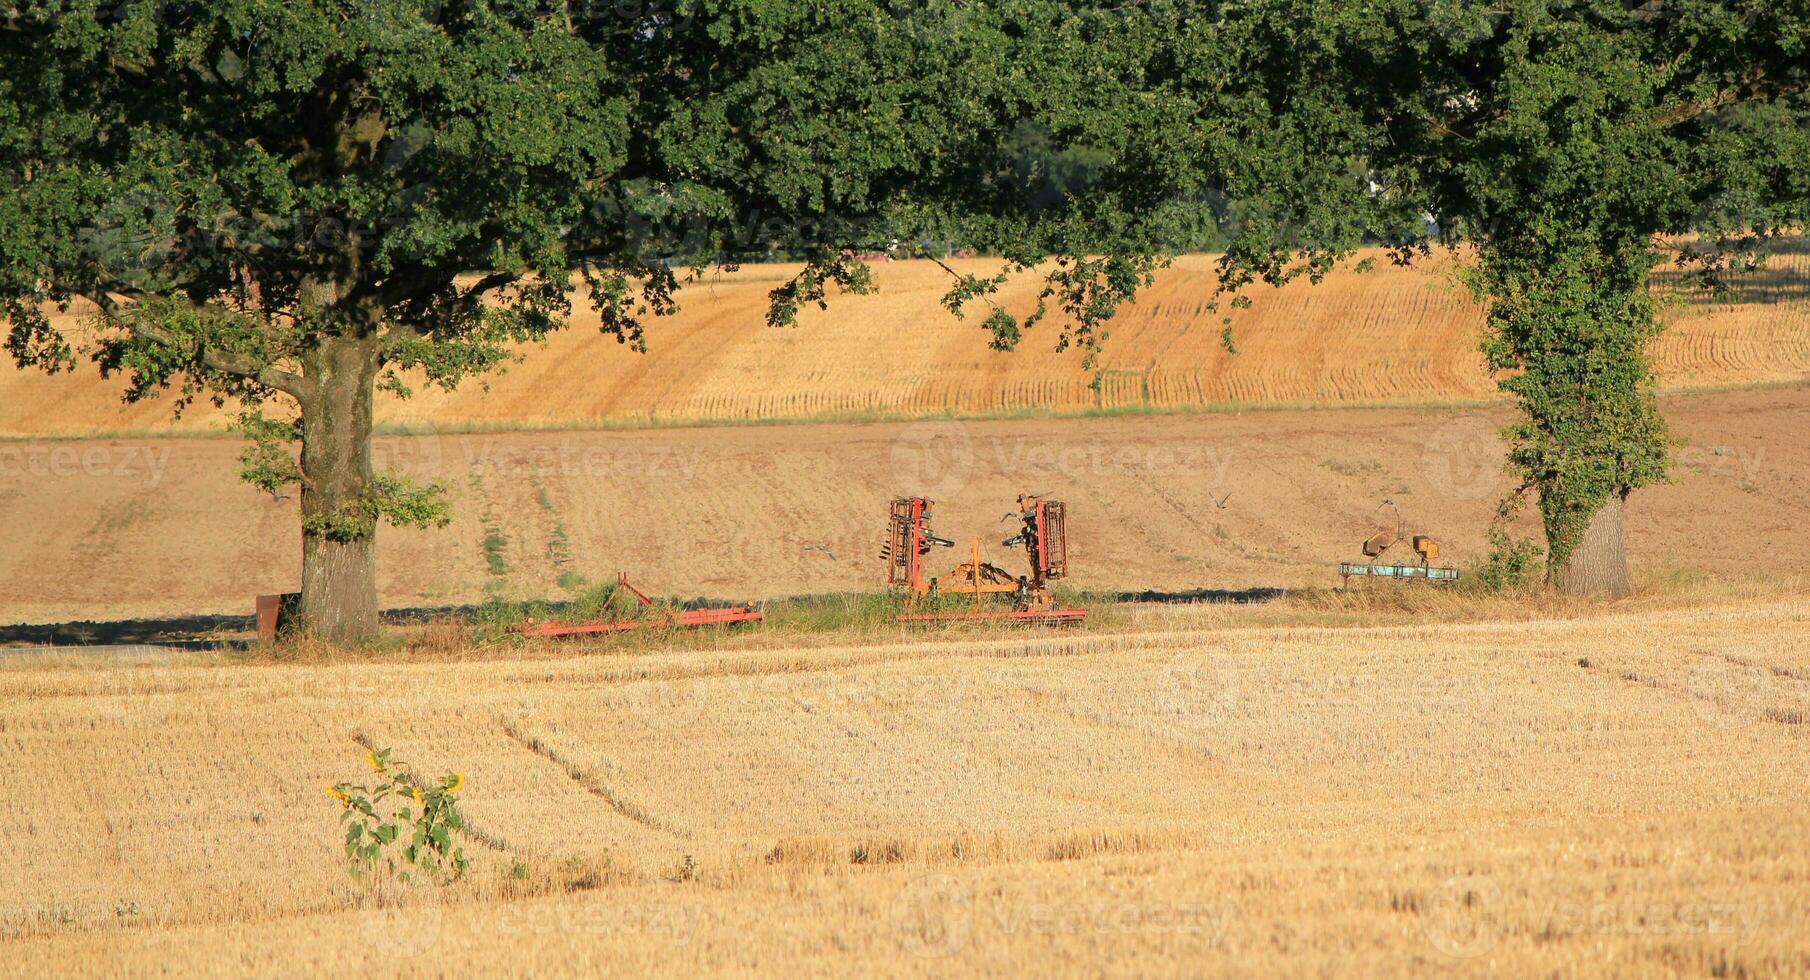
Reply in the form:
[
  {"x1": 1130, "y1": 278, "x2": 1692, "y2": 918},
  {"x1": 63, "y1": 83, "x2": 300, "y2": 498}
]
[{"x1": 3, "y1": 386, "x2": 1806, "y2": 625}]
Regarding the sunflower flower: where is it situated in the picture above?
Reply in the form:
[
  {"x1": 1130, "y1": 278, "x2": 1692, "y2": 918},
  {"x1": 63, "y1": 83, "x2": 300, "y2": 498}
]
[
  {"x1": 446, "y1": 771, "x2": 465, "y2": 794},
  {"x1": 326, "y1": 785, "x2": 351, "y2": 808},
  {"x1": 365, "y1": 751, "x2": 384, "y2": 773}
]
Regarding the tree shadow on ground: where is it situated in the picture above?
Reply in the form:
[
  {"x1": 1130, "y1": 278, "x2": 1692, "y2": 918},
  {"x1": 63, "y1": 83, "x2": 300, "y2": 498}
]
[
  {"x1": 0, "y1": 614, "x2": 252, "y2": 648},
  {"x1": 1113, "y1": 587, "x2": 1286, "y2": 604},
  {"x1": 2, "y1": 589, "x2": 1286, "y2": 650},
  {"x1": 0, "y1": 605, "x2": 481, "y2": 649}
]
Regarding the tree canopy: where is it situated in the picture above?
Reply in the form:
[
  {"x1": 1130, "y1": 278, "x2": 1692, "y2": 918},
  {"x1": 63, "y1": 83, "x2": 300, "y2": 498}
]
[
  {"x1": 1360, "y1": 0, "x2": 1808, "y2": 589},
  {"x1": 1112, "y1": 0, "x2": 1809, "y2": 591},
  {"x1": 5, "y1": 0, "x2": 1805, "y2": 636},
  {"x1": 1, "y1": 0, "x2": 1202, "y2": 639}
]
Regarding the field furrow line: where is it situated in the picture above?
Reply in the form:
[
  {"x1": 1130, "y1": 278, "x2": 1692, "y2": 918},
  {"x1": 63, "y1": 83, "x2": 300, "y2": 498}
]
[{"x1": 496, "y1": 716, "x2": 687, "y2": 837}]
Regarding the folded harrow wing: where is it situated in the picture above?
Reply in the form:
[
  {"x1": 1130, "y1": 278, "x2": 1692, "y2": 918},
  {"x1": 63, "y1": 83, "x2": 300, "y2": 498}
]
[
  {"x1": 883, "y1": 494, "x2": 1086, "y2": 625},
  {"x1": 512, "y1": 574, "x2": 764, "y2": 638},
  {"x1": 1337, "y1": 501, "x2": 1460, "y2": 587}
]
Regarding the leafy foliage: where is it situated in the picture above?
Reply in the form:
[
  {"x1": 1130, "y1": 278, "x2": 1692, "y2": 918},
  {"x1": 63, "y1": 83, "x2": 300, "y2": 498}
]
[
  {"x1": 1473, "y1": 525, "x2": 1547, "y2": 593},
  {"x1": 299, "y1": 474, "x2": 453, "y2": 542},
  {"x1": 235, "y1": 409, "x2": 302, "y2": 496},
  {"x1": 0, "y1": 0, "x2": 1215, "y2": 634},
  {"x1": 1473, "y1": 236, "x2": 1669, "y2": 570},
  {"x1": 327, "y1": 747, "x2": 469, "y2": 884},
  {"x1": 1107, "y1": 0, "x2": 1810, "y2": 579}
]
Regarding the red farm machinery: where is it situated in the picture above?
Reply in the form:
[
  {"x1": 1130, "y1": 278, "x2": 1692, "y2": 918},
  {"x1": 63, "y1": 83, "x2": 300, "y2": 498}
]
[
  {"x1": 1337, "y1": 500, "x2": 1460, "y2": 588},
  {"x1": 882, "y1": 494, "x2": 1086, "y2": 625},
  {"x1": 511, "y1": 573, "x2": 764, "y2": 638}
]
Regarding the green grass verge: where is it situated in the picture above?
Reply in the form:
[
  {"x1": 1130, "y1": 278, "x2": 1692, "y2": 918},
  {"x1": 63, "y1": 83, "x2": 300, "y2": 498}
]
[{"x1": 468, "y1": 585, "x2": 1127, "y2": 648}]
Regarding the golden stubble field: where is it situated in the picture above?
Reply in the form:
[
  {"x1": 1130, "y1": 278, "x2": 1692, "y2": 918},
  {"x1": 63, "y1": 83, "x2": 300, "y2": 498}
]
[
  {"x1": 3, "y1": 588, "x2": 1807, "y2": 976},
  {"x1": 3, "y1": 245, "x2": 1807, "y2": 437}
]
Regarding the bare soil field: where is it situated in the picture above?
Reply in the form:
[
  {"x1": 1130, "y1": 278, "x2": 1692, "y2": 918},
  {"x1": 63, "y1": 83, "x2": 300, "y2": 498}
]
[
  {"x1": 4, "y1": 246, "x2": 1808, "y2": 437},
  {"x1": 2, "y1": 385, "x2": 1805, "y2": 627},
  {"x1": 1, "y1": 590, "x2": 1806, "y2": 976}
]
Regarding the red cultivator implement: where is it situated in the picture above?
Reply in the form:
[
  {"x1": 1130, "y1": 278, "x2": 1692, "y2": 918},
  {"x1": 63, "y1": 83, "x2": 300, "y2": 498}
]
[
  {"x1": 882, "y1": 494, "x2": 1085, "y2": 625},
  {"x1": 512, "y1": 574, "x2": 764, "y2": 638}
]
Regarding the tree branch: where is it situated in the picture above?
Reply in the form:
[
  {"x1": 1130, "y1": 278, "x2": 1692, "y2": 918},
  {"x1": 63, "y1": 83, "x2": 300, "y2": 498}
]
[
  {"x1": 376, "y1": 255, "x2": 521, "y2": 310},
  {"x1": 87, "y1": 293, "x2": 308, "y2": 398},
  {"x1": 1653, "y1": 70, "x2": 1810, "y2": 128},
  {"x1": 460, "y1": 271, "x2": 519, "y2": 301},
  {"x1": 130, "y1": 317, "x2": 307, "y2": 397}
]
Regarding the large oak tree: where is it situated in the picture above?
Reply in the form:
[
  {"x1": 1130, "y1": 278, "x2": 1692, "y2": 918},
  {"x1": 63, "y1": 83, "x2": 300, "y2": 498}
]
[
  {"x1": 1, "y1": 0, "x2": 1191, "y2": 640},
  {"x1": 1125, "y1": 0, "x2": 1809, "y2": 594}
]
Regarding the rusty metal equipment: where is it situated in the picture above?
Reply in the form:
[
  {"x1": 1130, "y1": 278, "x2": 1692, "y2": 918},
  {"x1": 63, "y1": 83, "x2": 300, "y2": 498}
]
[
  {"x1": 934, "y1": 536, "x2": 1024, "y2": 603},
  {"x1": 254, "y1": 592, "x2": 300, "y2": 643},
  {"x1": 512, "y1": 573, "x2": 763, "y2": 638},
  {"x1": 1001, "y1": 494, "x2": 1070, "y2": 608},
  {"x1": 883, "y1": 496, "x2": 955, "y2": 593},
  {"x1": 883, "y1": 494, "x2": 1085, "y2": 624},
  {"x1": 1339, "y1": 500, "x2": 1459, "y2": 587}
]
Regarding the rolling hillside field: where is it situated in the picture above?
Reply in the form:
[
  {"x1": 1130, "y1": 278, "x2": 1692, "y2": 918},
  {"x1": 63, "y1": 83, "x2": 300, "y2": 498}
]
[
  {"x1": 3, "y1": 245, "x2": 1808, "y2": 437},
  {"x1": 4, "y1": 242, "x2": 1807, "y2": 978},
  {"x1": 10, "y1": 5, "x2": 1810, "y2": 978}
]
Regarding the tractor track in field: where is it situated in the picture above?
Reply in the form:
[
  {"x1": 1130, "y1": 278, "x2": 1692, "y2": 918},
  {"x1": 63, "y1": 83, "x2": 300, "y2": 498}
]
[{"x1": 497, "y1": 716, "x2": 687, "y2": 837}]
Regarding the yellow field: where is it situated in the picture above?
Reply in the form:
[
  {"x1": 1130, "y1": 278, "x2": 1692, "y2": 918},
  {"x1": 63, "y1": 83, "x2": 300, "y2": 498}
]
[
  {"x1": 4, "y1": 587, "x2": 1808, "y2": 976},
  {"x1": 4, "y1": 246, "x2": 1807, "y2": 437}
]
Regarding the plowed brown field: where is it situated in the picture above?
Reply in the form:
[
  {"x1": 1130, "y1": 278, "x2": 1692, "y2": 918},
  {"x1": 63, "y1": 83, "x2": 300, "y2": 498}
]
[
  {"x1": 4, "y1": 246, "x2": 1808, "y2": 437},
  {"x1": 3, "y1": 386, "x2": 1805, "y2": 626}
]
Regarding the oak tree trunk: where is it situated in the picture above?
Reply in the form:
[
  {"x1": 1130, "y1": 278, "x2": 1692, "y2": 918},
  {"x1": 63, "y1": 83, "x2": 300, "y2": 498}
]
[
  {"x1": 296, "y1": 330, "x2": 382, "y2": 643},
  {"x1": 1551, "y1": 490, "x2": 1633, "y2": 598}
]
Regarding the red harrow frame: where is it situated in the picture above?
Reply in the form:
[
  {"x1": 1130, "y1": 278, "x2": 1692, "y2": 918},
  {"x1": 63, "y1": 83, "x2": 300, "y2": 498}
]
[
  {"x1": 881, "y1": 494, "x2": 1085, "y2": 625},
  {"x1": 512, "y1": 574, "x2": 763, "y2": 638}
]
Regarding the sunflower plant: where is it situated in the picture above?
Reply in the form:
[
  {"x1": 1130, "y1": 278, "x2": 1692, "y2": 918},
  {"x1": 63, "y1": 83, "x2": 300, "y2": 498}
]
[{"x1": 327, "y1": 747, "x2": 470, "y2": 884}]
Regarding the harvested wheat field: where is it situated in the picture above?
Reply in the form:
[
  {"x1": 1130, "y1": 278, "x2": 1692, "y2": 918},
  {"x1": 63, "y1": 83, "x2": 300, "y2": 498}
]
[
  {"x1": 2, "y1": 588, "x2": 1807, "y2": 976},
  {"x1": 3, "y1": 244, "x2": 1808, "y2": 438},
  {"x1": 3, "y1": 385, "x2": 1807, "y2": 627}
]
